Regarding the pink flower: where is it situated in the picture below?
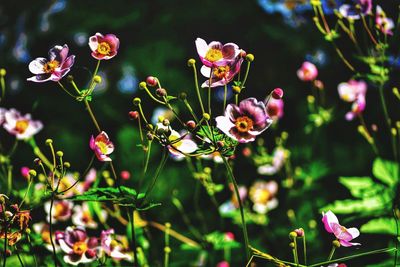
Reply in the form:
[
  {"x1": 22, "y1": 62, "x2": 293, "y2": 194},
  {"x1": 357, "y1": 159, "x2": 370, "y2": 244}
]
[
  {"x1": 20, "y1": 167, "x2": 30, "y2": 180},
  {"x1": 72, "y1": 202, "x2": 107, "y2": 229},
  {"x1": 200, "y1": 57, "x2": 243, "y2": 88},
  {"x1": 89, "y1": 131, "x2": 114, "y2": 162},
  {"x1": 100, "y1": 229, "x2": 132, "y2": 261},
  {"x1": 89, "y1": 33, "x2": 120, "y2": 60},
  {"x1": 339, "y1": 0, "x2": 372, "y2": 20},
  {"x1": 27, "y1": 44, "x2": 75, "y2": 82},
  {"x1": 219, "y1": 184, "x2": 247, "y2": 214},
  {"x1": 0, "y1": 108, "x2": 6, "y2": 125},
  {"x1": 297, "y1": 61, "x2": 318, "y2": 81},
  {"x1": 266, "y1": 98, "x2": 284, "y2": 121},
  {"x1": 216, "y1": 98, "x2": 273, "y2": 143},
  {"x1": 217, "y1": 261, "x2": 230, "y2": 267},
  {"x1": 249, "y1": 180, "x2": 278, "y2": 214},
  {"x1": 195, "y1": 37, "x2": 241, "y2": 68},
  {"x1": 338, "y1": 80, "x2": 367, "y2": 103},
  {"x1": 322, "y1": 211, "x2": 361, "y2": 247},
  {"x1": 55, "y1": 227, "x2": 98, "y2": 266},
  {"x1": 345, "y1": 96, "x2": 366, "y2": 121},
  {"x1": 376, "y1": 6, "x2": 394, "y2": 35},
  {"x1": 44, "y1": 200, "x2": 73, "y2": 223},
  {"x1": 257, "y1": 147, "x2": 286, "y2": 175},
  {"x1": 3, "y1": 109, "x2": 43, "y2": 140}
]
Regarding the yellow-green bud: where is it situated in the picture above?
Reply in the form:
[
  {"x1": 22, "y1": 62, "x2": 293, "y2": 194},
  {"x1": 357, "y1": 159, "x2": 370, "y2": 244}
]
[
  {"x1": 133, "y1": 97, "x2": 141, "y2": 106},
  {"x1": 232, "y1": 86, "x2": 241, "y2": 94},
  {"x1": 164, "y1": 246, "x2": 171, "y2": 254},
  {"x1": 45, "y1": 139, "x2": 53, "y2": 145},
  {"x1": 56, "y1": 151, "x2": 64, "y2": 157},
  {"x1": 146, "y1": 124, "x2": 154, "y2": 130},
  {"x1": 204, "y1": 167, "x2": 212, "y2": 174},
  {"x1": 28, "y1": 170, "x2": 37, "y2": 177},
  {"x1": 0, "y1": 68, "x2": 6, "y2": 76},
  {"x1": 64, "y1": 162, "x2": 71, "y2": 168},
  {"x1": 139, "y1": 81, "x2": 147, "y2": 90},
  {"x1": 187, "y1": 58, "x2": 196, "y2": 67},
  {"x1": 332, "y1": 240, "x2": 341, "y2": 248},
  {"x1": 179, "y1": 92, "x2": 187, "y2": 100},
  {"x1": 203, "y1": 113, "x2": 210, "y2": 121},
  {"x1": 307, "y1": 95, "x2": 315, "y2": 103},
  {"x1": 25, "y1": 228, "x2": 31, "y2": 234},
  {"x1": 93, "y1": 75, "x2": 102, "y2": 84},
  {"x1": 66, "y1": 75, "x2": 74, "y2": 83},
  {"x1": 165, "y1": 222, "x2": 171, "y2": 228},
  {"x1": 289, "y1": 231, "x2": 297, "y2": 239},
  {"x1": 289, "y1": 242, "x2": 295, "y2": 248},
  {"x1": 245, "y1": 53, "x2": 254, "y2": 62},
  {"x1": 146, "y1": 132, "x2": 154, "y2": 140}
]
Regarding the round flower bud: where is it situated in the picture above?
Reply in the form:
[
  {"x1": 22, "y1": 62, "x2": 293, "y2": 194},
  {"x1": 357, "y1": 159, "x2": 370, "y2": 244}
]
[
  {"x1": 245, "y1": 53, "x2": 254, "y2": 62},
  {"x1": 120, "y1": 170, "x2": 131, "y2": 180},
  {"x1": 204, "y1": 167, "x2": 212, "y2": 174},
  {"x1": 56, "y1": 151, "x2": 64, "y2": 157},
  {"x1": 289, "y1": 242, "x2": 295, "y2": 248},
  {"x1": 133, "y1": 97, "x2": 141, "y2": 106},
  {"x1": 186, "y1": 120, "x2": 196, "y2": 130},
  {"x1": 333, "y1": 240, "x2": 341, "y2": 248},
  {"x1": 85, "y1": 249, "x2": 97, "y2": 259},
  {"x1": 28, "y1": 170, "x2": 37, "y2": 177},
  {"x1": 232, "y1": 86, "x2": 241, "y2": 94},
  {"x1": 187, "y1": 58, "x2": 196, "y2": 67},
  {"x1": 93, "y1": 75, "x2": 102, "y2": 84},
  {"x1": 45, "y1": 139, "x2": 53, "y2": 145},
  {"x1": 146, "y1": 132, "x2": 154, "y2": 140},
  {"x1": 240, "y1": 50, "x2": 247, "y2": 58},
  {"x1": 156, "y1": 88, "x2": 167, "y2": 97},
  {"x1": 0, "y1": 68, "x2": 6, "y2": 76},
  {"x1": 66, "y1": 75, "x2": 74, "y2": 83},
  {"x1": 146, "y1": 76, "x2": 158, "y2": 87},
  {"x1": 25, "y1": 228, "x2": 31, "y2": 234},
  {"x1": 242, "y1": 147, "x2": 252, "y2": 157},
  {"x1": 139, "y1": 81, "x2": 147, "y2": 90},
  {"x1": 313, "y1": 79, "x2": 324, "y2": 90},
  {"x1": 162, "y1": 119, "x2": 170, "y2": 126},
  {"x1": 289, "y1": 231, "x2": 297, "y2": 240},
  {"x1": 128, "y1": 111, "x2": 139, "y2": 120},
  {"x1": 179, "y1": 92, "x2": 187, "y2": 100},
  {"x1": 217, "y1": 141, "x2": 224, "y2": 148},
  {"x1": 164, "y1": 246, "x2": 171, "y2": 254},
  {"x1": 165, "y1": 222, "x2": 171, "y2": 228},
  {"x1": 146, "y1": 124, "x2": 154, "y2": 130},
  {"x1": 203, "y1": 113, "x2": 210, "y2": 121},
  {"x1": 34, "y1": 158, "x2": 42, "y2": 165},
  {"x1": 371, "y1": 124, "x2": 378, "y2": 132},
  {"x1": 294, "y1": 228, "x2": 304, "y2": 237},
  {"x1": 64, "y1": 162, "x2": 71, "y2": 168},
  {"x1": 272, "y1": 88, "x2": 284, "y2": 99}
]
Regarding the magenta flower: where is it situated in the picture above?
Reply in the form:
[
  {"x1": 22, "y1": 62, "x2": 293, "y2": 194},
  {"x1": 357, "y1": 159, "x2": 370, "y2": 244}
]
[
  {"x1": 195, "y1": 37, "x2": 241, "y2": 68},
  {"x1": 27, "y1": 44, "x2": 75, "y2": 82},
  {"x1": 297, "y1": 61, "x2": 318, "y2": 81},
  {"x1": 266, "y1": 98, "x2": 284, "y2": 121},
  {"x1": 55, "y1": 227, "x2": 98, "y2": 266},
  {"x1": 3, "y1": 109, "x2": 43, "y2": 140},
  {"x1": 376, "y1": 6, "x2": 394, "y2": 35},
  {"x1": 89, "y1": 131, "x2": 114, "y2": 161},
  {"x1": 200, "y1": 57, "x2": 243, "y2": 88},
  {"x1": 216, "y1": 98, "x2": 272, "y2": 143},
  {"x1": 339, "y1": 0, "x2": 372, "y2": 20},
  {"x1": 100, "y1": 229, "x2": 132, "y2": 261},
  {"x1": 322, "y1": 211, "x2": 361, "y2": 247},
  {"x1": 337, "y1": 80, "x2": 367, "y2": 121},
  {"x1": 89, "y1": 33, "x2": 120, "y2": 60}
]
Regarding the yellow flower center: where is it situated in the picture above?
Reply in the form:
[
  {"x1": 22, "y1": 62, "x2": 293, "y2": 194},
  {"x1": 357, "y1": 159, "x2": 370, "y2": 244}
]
[
  {"x1": 82, "y1": 211, "x2": 92, "y2": 223},
  {"x1": 72, "y1": 241, "x2": 88, "y2": 256},
  {"x1": 257, "y1": 190, "x2": 270, "y2": 204},
  {"x1": 43, "y1": 60, "x2": 60, "y2": 73},
  {"x1": 235, "y1": 116, "x2": 253, "y2": 133},
  {"x1": 97, "y1": 42, "x2": 111, "y2": 55},
  {"x1": 15, "y1": 120, "x2": 29, "y2": 134},
  {"x1": 213, "y1": 65, "x2": 230, "y2": 79},
  {"x1": 168, "y1": 133, "x2": 183, "y2": 147},
  {"x1": 54, "y1": 203, "x2": 66, "y2": 217},
  {"x1": 41, "y1": 230, "x2": 51, "y2": 244},
  {"x1": 205, "y1": 48, "x2": 223, "y2": 62},
  {"x1": 96, "y1": 141, "x2": 108, "y2": 154}
]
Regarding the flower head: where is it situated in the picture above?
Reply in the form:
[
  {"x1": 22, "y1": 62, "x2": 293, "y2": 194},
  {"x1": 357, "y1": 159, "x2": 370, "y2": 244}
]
[
  {"x1": 27, "y1": 44, "x2": 75, "y2": 82},
  {"x1": 90, "y1": 131, "x2": 114, "y2": 162},
  {"x1": 257, "y1": 147, "x2": 286, "y2": 175},
  {"x1": 55, "y1": 226, "x2": 98, "y2": 265},
  {"x1": 376, "y1": 5, "x2": 394, "y2": 35},
  {"x1": 297, "y1": 61, "x2": 318, "y2": 81},
  {"x1": 200, "y1": 57, "x2": 243, "y2": 88},
  {"x1": 216, "y1": 98, "x2": 272, "y2": 143},
  {"x1": 44, "y1": 200, "x2": 73, "y2": 223},
  {"x1": 195, "y1": 38, "x2": 242, "y2": 68},
  {"x1": 100, "y1": 229, "x2": 132, "y2": 261},
  {"x1": 249, "y1": 180, "x2": 278, "y2": 214},
  {"x1": 3, "y1": 109, "x2": 43, "y2": 140},
  {"x1": 322, "y1": 210, "x2": 361, "y2": 247},
  {"x1": 337, "y1": 80, "x2": 367, "y2": 121},
  {"x1": 339, "y1": 0, "x2": 372, "y2": 20},
  {"x1": 89, "y1": 33, "x2": 120, "y2": 60},
  {"x1": 167, "y1": 130, "x2": 198, "y2": 160},
  {"x1": 72, "y1": 202, "x2": 107, "y2": 229}
]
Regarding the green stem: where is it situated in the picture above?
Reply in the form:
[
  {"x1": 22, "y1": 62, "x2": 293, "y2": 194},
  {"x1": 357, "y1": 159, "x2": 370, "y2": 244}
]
[
  {"x1": 221, "y1": 155, "x2": 250, "y2": 260},
  {"x1": 378, "y1": 84, "x2": 391, "y2": 130},
  {"x1": 164, "y1": 223, "x2": 171, "y2": 267},
  {"x1": 49, "y1": 194, "x2": 58, "y2": 267},
  {"x1": 57, "y1": 81, "x2": 76, "y2": 98},
  {"x1": 0, "y1": 76, "x2": 5, "y2": 103},
  {"x1": 127, "y1": 208, "x2": 138, "y2": 267},
  {"x1": 15, "y1": 247, "x2": 25, "y2": 267},
  {"x1": 84, "y1": 99, "x2": 101, "y2": 133},
  {"x1": 191, "y1": 64, "x2": 205, "y2": 114},
  {"x1": 302, "y1": 235, "x2": 307, "y2": 266},
  {"x1": 327, "y1": 246, "x2": 336, "y2": 261},
  {"x1": 6, "y1": 166, "x2": 12, "y2": 195},
  {"x1": 293, "y1": 238, "x2": 299, "y2": 266},
  {"x1": 240, "y1": 61, "x2": 251, "y2": 91},
  {"x1": 223, "y1": 84, "x2": 227, "y2": 111},
  {"x1": 89, "y1": 60, "x2": 101, "y2": 89}
]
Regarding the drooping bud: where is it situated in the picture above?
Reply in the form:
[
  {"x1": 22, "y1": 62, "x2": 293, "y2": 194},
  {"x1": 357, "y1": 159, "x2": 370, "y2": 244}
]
[
  {"x1": 187, "y1": 58, "x2": 196, "y2": 67},
  {"x1": 0, "y1": 68, "x2": 6, "y2": 77},
  {"x1": 146, "y1": 132, "x2": 154, "y2": 140},
  {"x1": 294, "y1": 228, "x2": 304, "y2": 237},
  {"x1": 232, "y1": 86, "x2": 241, "y2": 94},
  {"x1": 179, "y1": 92, "x2": 187, "y2": 100},
  {"x1": 45, "y1": 139, "x2": 53, "y2": 146},
  {"x1": 146, "y1": 76, "x2": 158, "y2": 87},
  {"x1": 139, "y1": 81, "x2": 147, "y2": 90},
  {"x1": 203, "y1": 113, "x2": 210, "y2": 121},
  {"x1": 93, "y1": 75, "x2": 102, "y2": 84},
  {"x1": 271, "y1": 88, "x2": 284, "y2": 99},
  {"x1": 56, "y1": 151, "x2": 64, "y2": 157},
  {"x1": 66, "y1": 75, "x2": 74, "y2": 83},
  {"x1": 156, "y1": 88, "x2": 167, "y2": 97},
  {"x1": 28, "y1": 170, "x2": 37, "y2": 178},
  {"x1": 186, "y1": 120, "x2": 196, "y2": 130},
  {"x1": 128, "y1": 111, "x2": 139, "y2": 120},
  {"x1": 133, "y1": 98, "x2": 141, "y2": 106},
  {"x1": 289, "y1": 231, "x2": 297, "y2": 240},
  {"x1": 64, "y1": 162, "x2": 71, "y2": 168},
  {"x1": 245, "y1": 54, "x2": 254, "y2": 62},
  {"x1": 332, "y1": 240, "x2": 341, "y2": 248}
]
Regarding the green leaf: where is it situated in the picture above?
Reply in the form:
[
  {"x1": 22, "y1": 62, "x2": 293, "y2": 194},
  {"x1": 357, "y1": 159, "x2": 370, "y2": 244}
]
[
  {"x1": 166, "y1": 95, "x2": 177, "y2": 101},
  {"x1": 373, "y1": 158, "x2": 398, "y2": 187},
  {"x1": 361, "y1": 217, "x2": 398, "y2": 236},
  {"x1": 339, "y1": 176, "x2": 378, "y2": 198},
  {"x1": 204, "y1": 231, "x2": 241, "y2": 250},
  {"x1": 321, "y1": 196, "x2": 389, "y2": 214}
]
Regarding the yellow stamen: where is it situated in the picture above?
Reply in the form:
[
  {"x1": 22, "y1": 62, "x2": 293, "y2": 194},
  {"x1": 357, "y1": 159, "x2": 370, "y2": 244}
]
[
  {"x1": 213, "y1": 65, "x2": 230, "y2": 79},
  {"x1": 97, "y1": 42, "x2": 111, "y2": 55},
  {"x1": 15, "y1": 120, "x2": 29, "y2": 134},
  {"x1": 205, "y1": 48, "x2": 223, "y2": 62},
  {"x1": 43, "y1": 60, "x2": 60, "y2": 73},
  {"x1": 72, "y1": 241, "x2": 88, "y2": 255},
  {"x1": 235, "y1": 116, "x2": 253, "y2": 133}
]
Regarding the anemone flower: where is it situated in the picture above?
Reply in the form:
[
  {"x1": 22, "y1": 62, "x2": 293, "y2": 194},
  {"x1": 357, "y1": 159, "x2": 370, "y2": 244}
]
[
  {"x1": 338, "y1": 0, "x2": 372, "y2": 20},
  {"x1": 90, "y1": 131, "x2": 114, "y2": 162},
  {"x1": 27, "y1": 44, "x2": 75, "y2": 82},
  {"x1": 100, "y1": 229, "x2": 132, "y2": 261},
  {"x1": 297, "y1": 61, "x2": 318, "y2": 81},
  {"x1": 44, "y1": 200, "x2": 73, "y2": 223},
  {"x1": 257, "y1": 147, "x2": 286, "y2": 175},
  {"x1": 55, "y1": 226, "x2": 98, "y2": 266},
  {"x1": 345, "y1": 95, "x2": 366, "y2": 121},
  {"x1": 72, "y1": 202, "x2": 107, "y2": 229},
  {"x1": 376, "y1": 5, "x2": 394, "y2": 35},
  {"x1": 2, "y1": 109, "x2": 43, "y2": 140},
  {"x1": 338, "y1": 80, "x2": 367, "y2": 103},
  {"x1": 89, "y1": 33, "x2": 120, "y2": 60},
  {"x1": 195, "y1": 38, "x2": 242, "y2": 68},
  {"x1": 200, "y1": 57, "x2": 243, "y2": 88},
  {"x1": 249, "y1": 180, "x2": 278, "y2": 214},
  {"x1": 167, "y1": 130, "x2": 198, "y2": 160},
  {"x1": 322, "y1": 210, "x2": 361, "y2": 247},
  {"x1": 216, "y1": 98, "x2": 272, "y2": 143}
]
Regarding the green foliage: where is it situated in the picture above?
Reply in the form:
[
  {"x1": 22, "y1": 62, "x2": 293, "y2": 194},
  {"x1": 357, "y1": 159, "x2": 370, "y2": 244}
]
[{"x1": 196, "y1": 126, "x2": 238, "y2": 157}]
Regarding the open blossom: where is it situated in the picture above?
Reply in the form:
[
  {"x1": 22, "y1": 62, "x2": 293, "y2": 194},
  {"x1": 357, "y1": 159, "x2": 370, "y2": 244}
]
[
  {"x1": 249, "y1": 180, "x2": 278, "y2": 214},
  {"x1": 195, "y1": 38, "x2": 242, "y2": 68},
  {"x1": 219, "y1": 184, "x2": 247, "y2": 214},
  {"x1": 72, "y1": 202, "x2": 107, "y2": 229},
  {"x1": 55, "y1": 168, "x2": 97, "y2": 198},
  {"x1": 297, "y1": 61, "x2": 318, "y2": 81},
  {"x1": 27, "y1": 44, "x2": 75, "y2": 82},
  {"x1": 257, "y1": 147, "x2": 286, "y2": 175},
  {"x1": 216, "y1": 98, "x2": 272, "y2": 143},
  {"x1": 3, "y1": 109, "x2": 43, "y2": 140},
  {"x1": 376, "y1": 5, "x2": 394, "y2": 35},
  {"x1": 33, "y1": 222, "x2": 56, "y2": 251},
  {"x1": 89, "y1": 33, "x2": 120, "y2": 60},
  {"x1": 44, "y1": 200, "x2": 73, "y2": 223},
  {"x1": 200, "y1": 57, "x2": 243, "y2": 88},
  {"x1": 100, "y1": 229, "x2": 132, "y2": 261},
  {"x1": 322, "y1": 210, "x2": 361, "y2": 247},
  {"x1": 338, "y1": 80, "x2": 367, "y2": 121},
  {"x1": 167, "y1": 130, "x2": 198, "y2": 160},
  {"x1": 55, "y1": 227, "x2": 98, "y2": 266},
  {"x1": 339, "y1": 0, "x2": 372, "y2": 20},
  {"x1": 90, "y1": 131, "x2": 114, "y2": 162}
]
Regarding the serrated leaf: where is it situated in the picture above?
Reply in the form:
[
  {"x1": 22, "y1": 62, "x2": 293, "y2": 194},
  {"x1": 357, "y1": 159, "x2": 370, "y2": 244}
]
[
  {"x1": 373, "y1": 158, "x2": 398, "y2": 187},
  {"x1": 321, "y1": 196, "x2": 389, "y2": 214},
  {"x1": 361, "y1": 217, "x2": 398, "y2": 236},
  {"x1": 339, "y1": 176, "x2": 377, "y2": 198}
]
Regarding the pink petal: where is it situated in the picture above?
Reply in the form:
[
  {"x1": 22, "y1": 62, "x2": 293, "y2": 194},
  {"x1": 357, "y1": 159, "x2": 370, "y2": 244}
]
[
  {"x1": 322, "y1": 210, "x2": 339, "y2": 234},
  {"x1": 195, "y1": 38, "x2": 209, "y2": 57},
  {"x1": 88, "y1": 35, "x2": 99, "y2": 52}
]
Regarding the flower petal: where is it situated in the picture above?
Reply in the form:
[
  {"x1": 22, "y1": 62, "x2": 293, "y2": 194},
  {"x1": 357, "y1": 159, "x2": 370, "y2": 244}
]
[
  {"x1": 322, "y1": 210, "x2": 339, "y2": 234},
  {"x1": 49, "y1": 44, "x2": 69, "y2": 63},
  {"x1": 28, "y1": 58, "x2": 48, "y2": 74}
]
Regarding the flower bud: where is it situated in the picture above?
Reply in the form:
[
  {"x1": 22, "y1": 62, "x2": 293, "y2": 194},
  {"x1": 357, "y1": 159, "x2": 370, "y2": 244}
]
[
  {"x1": 307, "y1": 95, "x2": 315, "y2": 104},
  {"x1": 242, "y1": 147, "x2": 252, "y2": 157},
  {"x1": 245, "y1": 53, "x2": 254, "y2": 62},
  {"x1": 45, "y1": 139, "x2": 53, "y2": 146},
  {"x1": 371, "y1": 124, "x2": 378, "y2": 132},
  {"x1": 93, "y1": 75, "x2": 102, "y2": 84},
  {"x1": 164, "y1": 246, "x2": 171, "y2": 254},
  {"x1": 313, "y1": 79, "x2": 324, "y2": 90},
  {"x1": 0, "y1": 68, "x2": 6, "y2": 77},
  {"x1": 64, "y1": 162, "x2": 71, "y2": 168},
  {"x1": 146, "y1": 124, "x2": 154, "y2": 130},
  {"x1": 204, "y1": 167, "x2": 212, "y2": 174},
  {"x1": 232, "y1": 86, "x2": 241, "y2": 94},
  {"x1": 203, "y1": 113, "x2": 210, "y2": 121},
  {"x1": 66, "y1": 75, "x2": 74, "y2": 83},
  {"x1": 34, "y1": 158, "x2": 42, "y2": 165},
  {"x1": 120, "y1": 170, "x2": 131, "y2": 180},
  {"x1": 146, "y1": 76, "x2": 158, "y2": 87},
  {"x1": 187, "y1": 58, "x2": 196, "y2": 67},
  {"x1": 56, "y1": 151, "x2": 64, "y2": 157},
  {"x1": 28, "y1": 170, "x2": 37, "y2": 177},
  {"x1": 217, "y1": 141, "x2": 225, "y2": 148},
  {"x1": 240, "y1": 50, "x2": 247, "y2": 58},
  {"x1": 162, "y1": 119, "x2": 170, "y2": 126},
  {"x1": 133, "y1": 97, "x2": 141, "y2": 106},
  {"x1": 128, "y1": 111, "x2": 139, "y2": 120},
  {"x1": 179, "y1": 92, "x2": 187, "y2": 100},
  {"x1": 294, "y1": 228, "x2": 304, "y2": 237},
  {"x1": 183, "y1": 121, "x2": 194, "y2": 130},
  {"x1": 85, "y1": 249, "x2": 97, "y2": 259},
  {"x1": 271, "y1": 88, "x2": 284, "y2": 99},
  {"x1": 146, "y1": 132, "x2": 154, "y2": 140},
  {"x1": 332, "y1": 240, "x2": 341, "y2": 248},
  {"x1": 289, "y1": 242, "x2": 295, "y2": 248},
  {"x1": 156, "y1": 88, "x2": 167, "y2": 97},
  {"x1": 139, "y1": 81, "x2": 147, "y2": 90},
  {"x1": 289, "y1": 231, "x2": 297, "y2": 239}
]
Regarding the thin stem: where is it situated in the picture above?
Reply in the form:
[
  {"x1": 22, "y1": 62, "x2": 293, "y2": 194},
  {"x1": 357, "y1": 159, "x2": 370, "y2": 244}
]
[
  {"x1": 221, "y1": 155, "x2": 250, "y2": 260},
  {"x1": 240, "y1": 61, "x2": 251, "y2": 91},
  {"x1": 57, "y1": 81, "x2": 76, "y2": 98},
  {"x1": 332, "y1": 42, "x2": 355, "y2": 72},
  {"x1": 302, "y1": 235, "x2": 307, "y2": 265},
  {"x1": 223, "y1": 84, "x2": 227, "y2": 111},
  {"x1": 191, "y1": 64, "x2": 206, "y2": 114},
  {"x1": 0, "y1": 76, "x2": 5, "y2": 103},
  {"x1": 19, "y1": 177, "x2": 33, "y2": 209},
  {"x1": 293, "y1": 238, "x2": 299, "y2": 266},
  {"x1": 127, "y1": 208, "x2": 138, "y2": 267},
  {"x1": 378, "y1": 84, "x2": 391, "y2": 130},
  {"x1": 84, "y1": 99, "x2": 101, "y2": 133},
  {"x1": 148, "y1": 221, "x2": 201, "y2": 248},
  {"x1": 49, "y1": 195, "x2": 58, "y2": 267},
  {"x1": 361, "y1": 15, "x2": 378, "y2": 46},
  {"x1": 183, "y1": 99, "x2": 199, "y2": 123},
  {"x1": 6, "y1": 166, "x2": 12, "y2": 195},
  {"x1": 89, "y1": 60, "x2": 101, "y2": 89},
  {"x1": 164, "y1": 223, "x2": 171, "y2": 267},
  {"x1": 15, "y1": 247, "x2": 25, "y2": 267},
  {"x1": 327, "y1": 246, "x2": 336, "y2": 261},
  {"x1": 2, "y1": 208, "x2": 8, "y2": 267}
]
